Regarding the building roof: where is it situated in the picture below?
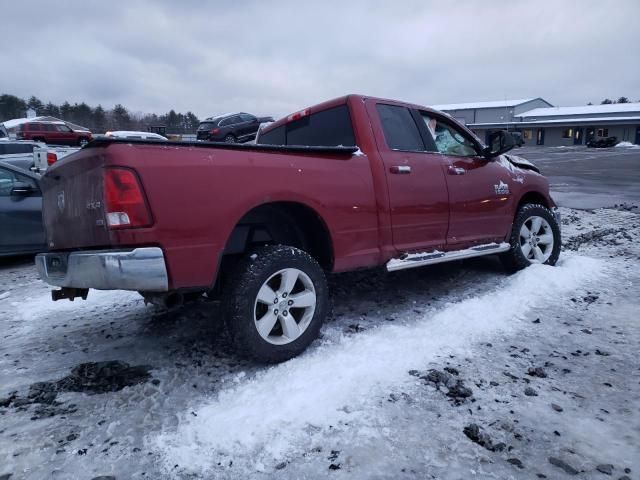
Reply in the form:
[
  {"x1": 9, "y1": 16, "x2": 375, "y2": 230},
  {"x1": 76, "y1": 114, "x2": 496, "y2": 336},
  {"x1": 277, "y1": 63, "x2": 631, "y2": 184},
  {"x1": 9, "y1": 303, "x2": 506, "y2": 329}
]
[
  {"x1": 518, "y1": 102, "x2": 640, "y2": 118},
  {"x1": 431, "y1": 98, "x2": 539, "y2": 111},
  {"x1": 469, "y1": 116, "x2": 640, "y2": 127}
]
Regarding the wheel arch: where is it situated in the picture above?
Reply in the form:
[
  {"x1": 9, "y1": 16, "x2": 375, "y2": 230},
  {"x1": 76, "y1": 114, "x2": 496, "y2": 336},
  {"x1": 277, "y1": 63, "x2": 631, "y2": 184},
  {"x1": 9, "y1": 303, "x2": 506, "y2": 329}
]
[
  {"x1": 220, "y1": 200, "x2": 335, "y2": 273},
  {"x1": 516, "y1": 190, "x2": 553, "y2": 210}
]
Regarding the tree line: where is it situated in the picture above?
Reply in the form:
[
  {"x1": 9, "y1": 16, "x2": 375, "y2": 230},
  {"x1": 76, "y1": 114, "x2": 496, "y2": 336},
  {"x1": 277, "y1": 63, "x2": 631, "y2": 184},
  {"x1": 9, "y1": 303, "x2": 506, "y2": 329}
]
[
  {"x1": 587, "y1": 96, "x2": 636, "y2": 105},
  {"x1": 0, "y1": 93, "x2": 200, "y2": 134}
]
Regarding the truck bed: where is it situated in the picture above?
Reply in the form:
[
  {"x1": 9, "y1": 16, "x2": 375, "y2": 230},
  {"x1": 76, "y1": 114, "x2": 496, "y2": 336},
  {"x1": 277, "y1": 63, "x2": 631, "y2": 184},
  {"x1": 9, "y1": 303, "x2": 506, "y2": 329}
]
[{"x1": 85, "y1": 137, "x2": 360, "y2": 155}]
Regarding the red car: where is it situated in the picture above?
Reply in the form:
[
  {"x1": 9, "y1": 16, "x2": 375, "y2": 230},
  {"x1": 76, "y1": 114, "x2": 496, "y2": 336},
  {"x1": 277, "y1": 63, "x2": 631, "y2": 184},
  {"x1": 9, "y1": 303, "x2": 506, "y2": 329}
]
[
  {"x1": 16, "y1": 121, "x2": 92, "y2": 146},
  {"x1": 35, "y1": 94, "x2": 561, "y2": 362}
]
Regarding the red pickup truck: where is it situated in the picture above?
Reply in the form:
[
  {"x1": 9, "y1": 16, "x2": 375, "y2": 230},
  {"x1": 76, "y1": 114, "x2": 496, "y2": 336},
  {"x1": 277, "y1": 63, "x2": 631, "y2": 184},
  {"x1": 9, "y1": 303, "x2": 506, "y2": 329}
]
[{"x1": 36, "y1": 94, "x2": 561, "y2": 362}]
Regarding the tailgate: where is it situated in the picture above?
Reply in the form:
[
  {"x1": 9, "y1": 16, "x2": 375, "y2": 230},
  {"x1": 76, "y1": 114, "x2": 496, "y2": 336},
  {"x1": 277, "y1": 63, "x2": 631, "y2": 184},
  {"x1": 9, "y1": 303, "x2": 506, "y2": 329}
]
[{"x1": 40, "y1": 149, "x2": 110, "y2": 250}]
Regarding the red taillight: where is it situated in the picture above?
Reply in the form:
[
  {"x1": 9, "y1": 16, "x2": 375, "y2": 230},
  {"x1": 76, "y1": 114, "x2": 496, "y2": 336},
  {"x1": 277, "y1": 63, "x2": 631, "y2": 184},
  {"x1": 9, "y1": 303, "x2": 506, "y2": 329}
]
[
  {"x1": 46, "y1": 152, "x2": 57, "y2": 166},
  {"x1": 211, "y1": 128, "x2": 220, "y2": 134},
  {"x1": 103, "y1": 168, "x2": 152, "y2": 229}
]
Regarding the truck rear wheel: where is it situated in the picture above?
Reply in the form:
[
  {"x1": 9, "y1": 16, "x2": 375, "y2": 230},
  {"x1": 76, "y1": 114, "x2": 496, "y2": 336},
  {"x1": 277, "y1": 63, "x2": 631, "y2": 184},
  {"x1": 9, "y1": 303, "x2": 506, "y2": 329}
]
[
  {"x1": 223, "y1": 245, "x2": 328, "y2": 362},
  {"x1": 500, "y1": 203, "x2": 561, "y2": 273}
]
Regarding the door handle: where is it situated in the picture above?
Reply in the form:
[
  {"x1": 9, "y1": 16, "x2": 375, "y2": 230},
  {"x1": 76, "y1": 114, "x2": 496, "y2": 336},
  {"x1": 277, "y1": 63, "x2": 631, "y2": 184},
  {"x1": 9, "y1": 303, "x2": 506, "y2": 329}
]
[
  {"x1": 390, "y1": 165, "x2": 411, "y2": 174},
  {"x1": 448, "y1": 166, "x2": 466, "y2": 175}
]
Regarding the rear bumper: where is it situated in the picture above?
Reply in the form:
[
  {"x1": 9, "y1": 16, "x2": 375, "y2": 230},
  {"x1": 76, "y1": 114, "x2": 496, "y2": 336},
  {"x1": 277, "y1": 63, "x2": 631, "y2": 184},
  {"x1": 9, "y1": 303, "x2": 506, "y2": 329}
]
[{"x1": 35, "y1": 247, "x2": 168, "y2": 292}]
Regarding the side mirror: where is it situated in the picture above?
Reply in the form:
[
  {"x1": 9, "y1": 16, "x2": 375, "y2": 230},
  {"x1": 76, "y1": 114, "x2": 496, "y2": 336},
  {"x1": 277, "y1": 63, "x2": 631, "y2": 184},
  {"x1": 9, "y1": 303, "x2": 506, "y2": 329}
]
[
  {"x1": 10, "y1": 182, "x2": 34, "y2": 196},
  {"x1": 483, "y1": 130, "x2": 516, "y2": 158}
]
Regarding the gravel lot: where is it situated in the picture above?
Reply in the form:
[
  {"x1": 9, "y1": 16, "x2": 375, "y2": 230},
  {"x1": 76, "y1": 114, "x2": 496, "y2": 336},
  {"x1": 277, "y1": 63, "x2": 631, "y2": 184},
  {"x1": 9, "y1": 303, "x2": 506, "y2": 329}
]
[{"x1": 0, "y1": 146, "x2": 639, "y2": 479}]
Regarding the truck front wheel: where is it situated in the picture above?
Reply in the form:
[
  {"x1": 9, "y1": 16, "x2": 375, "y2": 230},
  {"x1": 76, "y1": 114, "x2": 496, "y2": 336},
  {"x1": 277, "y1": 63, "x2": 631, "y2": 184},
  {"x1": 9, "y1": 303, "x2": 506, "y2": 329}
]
[
  {"x1": 223, "y1": 245, "x2": 329, "y2": 362},
  {"x1": 500, "y1": 203, "x2": 561, "y2": 273}
]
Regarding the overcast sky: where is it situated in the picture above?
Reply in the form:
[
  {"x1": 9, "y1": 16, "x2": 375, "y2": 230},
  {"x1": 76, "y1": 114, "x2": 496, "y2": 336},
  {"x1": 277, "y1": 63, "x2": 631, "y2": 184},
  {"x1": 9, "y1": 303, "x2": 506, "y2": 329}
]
[{"x1": 2, "y1": 0, "x2": 638, "y2": 118}]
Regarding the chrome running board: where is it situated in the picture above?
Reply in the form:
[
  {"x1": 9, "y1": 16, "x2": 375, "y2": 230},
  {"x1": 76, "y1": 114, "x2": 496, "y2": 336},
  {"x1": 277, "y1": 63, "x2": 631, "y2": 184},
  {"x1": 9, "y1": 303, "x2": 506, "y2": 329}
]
[{"x1": 386, "y1": 242, "x2": 510, "y2": 272}]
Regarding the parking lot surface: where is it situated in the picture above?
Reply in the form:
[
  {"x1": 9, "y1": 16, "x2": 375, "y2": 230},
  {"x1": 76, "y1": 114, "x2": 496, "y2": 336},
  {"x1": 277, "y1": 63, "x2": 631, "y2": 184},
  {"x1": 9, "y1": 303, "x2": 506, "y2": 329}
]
[{"x1": 516, "y1": 145, "x2": 640, "y2": 209}]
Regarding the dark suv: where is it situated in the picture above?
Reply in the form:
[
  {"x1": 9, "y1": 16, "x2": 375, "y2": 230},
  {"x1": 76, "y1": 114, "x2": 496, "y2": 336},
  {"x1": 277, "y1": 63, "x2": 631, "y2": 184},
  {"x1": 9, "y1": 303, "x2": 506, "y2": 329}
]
[
  {"x1": 197, "y1": 113, "x2": 274, "y2": 143},
  {"x1": 16, "y1": 121, "x2": 92, "y2": 146}
]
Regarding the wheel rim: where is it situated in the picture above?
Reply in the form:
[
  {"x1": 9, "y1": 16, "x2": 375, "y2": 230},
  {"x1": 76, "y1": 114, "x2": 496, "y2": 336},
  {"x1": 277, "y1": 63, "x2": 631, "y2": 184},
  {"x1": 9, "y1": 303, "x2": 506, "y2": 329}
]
[
  {"x1": 519, "y1": 215, "x2": 554, "y2": 264},
  {"x1": 253, "y1": 268, "x2": 316, "y2": 345},
  {"x1": 225, "y1": 136, "x2": 235, "y2": 143},
  {"x1": 80, "y1": 139, "x2": 88, "y2": 146}
]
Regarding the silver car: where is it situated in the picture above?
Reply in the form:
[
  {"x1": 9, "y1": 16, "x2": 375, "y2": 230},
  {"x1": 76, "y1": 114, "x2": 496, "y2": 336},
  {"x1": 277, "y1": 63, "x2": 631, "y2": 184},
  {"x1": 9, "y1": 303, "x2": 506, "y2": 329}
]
[{"x1": 0, "y1": 161, "x2": 46, "y2": 256}]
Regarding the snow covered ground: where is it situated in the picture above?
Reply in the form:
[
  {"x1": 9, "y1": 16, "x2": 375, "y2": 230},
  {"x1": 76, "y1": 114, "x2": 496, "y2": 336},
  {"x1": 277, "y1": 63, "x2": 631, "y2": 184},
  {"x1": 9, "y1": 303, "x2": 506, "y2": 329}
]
[{"x1": 1, "y1": 207, "x2": 639, "y2": 479}]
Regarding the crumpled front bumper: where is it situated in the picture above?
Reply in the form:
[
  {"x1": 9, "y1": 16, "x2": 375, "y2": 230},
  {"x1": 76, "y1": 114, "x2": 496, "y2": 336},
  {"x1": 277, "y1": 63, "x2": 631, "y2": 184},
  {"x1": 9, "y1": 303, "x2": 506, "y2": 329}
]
[{"x1": 35, "y1": 247, "x2": 168, "y2": 292}]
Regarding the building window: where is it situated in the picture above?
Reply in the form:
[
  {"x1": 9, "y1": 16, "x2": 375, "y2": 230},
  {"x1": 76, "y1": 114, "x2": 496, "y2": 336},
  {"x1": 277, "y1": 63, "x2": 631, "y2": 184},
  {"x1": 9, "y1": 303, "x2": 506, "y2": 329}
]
[
  {"x1": 522, "y1": 129, "x2": 533, "y2": 140},
  {"x1": 562, "y1": 128, "x2": 573, "y2": 138},
  {"x1": 597, "y1": 128, "x2": 609, "y2": 137}
]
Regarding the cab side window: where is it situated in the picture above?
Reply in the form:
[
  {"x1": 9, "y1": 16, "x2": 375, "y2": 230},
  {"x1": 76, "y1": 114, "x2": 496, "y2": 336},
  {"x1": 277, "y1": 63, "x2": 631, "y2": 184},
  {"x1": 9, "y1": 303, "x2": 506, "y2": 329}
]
[
  {"x1": 421, "y1": 114, "x2": 478, "y2": 157},
  {"x1": 0, "y1": 168, "x2": 38, "y2": 196},
  {"x1": 239, "y1": 113, "x2": 256, "y2": 123},
  {"x1": 376, "y1": 104, "x2": 425, "y2": 151}
]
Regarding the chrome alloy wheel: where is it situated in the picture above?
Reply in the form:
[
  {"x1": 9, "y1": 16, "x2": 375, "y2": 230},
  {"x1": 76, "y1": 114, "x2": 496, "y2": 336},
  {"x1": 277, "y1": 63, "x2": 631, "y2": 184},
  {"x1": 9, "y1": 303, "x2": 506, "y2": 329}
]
[
  {"x1": 519, "y1": 215, "x2": 554, "y2": 263},
  {"x1": 253, "y1": 268, "x2": 317, "y2": 345}
]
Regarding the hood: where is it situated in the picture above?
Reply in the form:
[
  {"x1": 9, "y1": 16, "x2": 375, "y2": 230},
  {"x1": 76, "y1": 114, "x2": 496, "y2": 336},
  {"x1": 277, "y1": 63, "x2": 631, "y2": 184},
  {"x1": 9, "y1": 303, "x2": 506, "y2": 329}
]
[{"x1": 503, "y1": 154, "x2": 540, "y2": 174}]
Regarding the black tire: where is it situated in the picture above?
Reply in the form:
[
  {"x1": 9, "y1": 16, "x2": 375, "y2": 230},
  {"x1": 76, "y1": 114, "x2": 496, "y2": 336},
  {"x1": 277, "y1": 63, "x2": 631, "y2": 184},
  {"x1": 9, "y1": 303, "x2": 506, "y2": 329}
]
[
  {"x1": 500, "y1": 203, "x2": 561, "y2": 273},
  {"x1": 223, "y1": 245, "x2": 329, "y2": 363},
  {"x1": 224, "y1": 134, "x2": 236, "y2": 143}
]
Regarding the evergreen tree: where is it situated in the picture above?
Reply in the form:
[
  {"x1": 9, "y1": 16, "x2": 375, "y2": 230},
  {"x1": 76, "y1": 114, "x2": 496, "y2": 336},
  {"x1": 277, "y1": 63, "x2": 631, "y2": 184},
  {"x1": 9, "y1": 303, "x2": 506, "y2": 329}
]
[
  {"x1": 617, "y1": 97, "x2": 630, "y2": 104},
  {"x1": 0, "y1": 92, "x2": 200, "y2": 134},
  {"x1": 60, "y1": 101, "x2": 72, "y2": 119},
  {"x1": 27, "y1": 95, "x2": 44, "y2": 114},
  {"x1": 112, "y1": 104, "x2": 131, "y2": 130},
  {"x1": 0, "y1": 94, "x2": 27, "y2": 121},
  {"x1": 43, "y1": 102, "x2": 61, "y2": 117},
  {"x1": 72, "y1": 102, "x2": 92, "y2": 127},
  {"x1": 93, "y1": 105, "x2": 107, "y2": 133}
]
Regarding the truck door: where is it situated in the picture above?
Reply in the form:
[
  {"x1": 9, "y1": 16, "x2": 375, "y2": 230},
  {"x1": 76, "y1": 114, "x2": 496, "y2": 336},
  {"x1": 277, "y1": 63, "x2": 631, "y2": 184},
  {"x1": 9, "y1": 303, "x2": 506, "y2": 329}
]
[
  {"x1": 420, "y1": 112, "x2": 513, "y2": 247},
  {"x1": 367, "y1": 102, "x2": 450, "y2": 253},
  {"x1": 55, "y1": 124, "x2": 76, "y2": 145},
  {"x1": 0, "y1": 166, "x2": 45, "y2": 254}
]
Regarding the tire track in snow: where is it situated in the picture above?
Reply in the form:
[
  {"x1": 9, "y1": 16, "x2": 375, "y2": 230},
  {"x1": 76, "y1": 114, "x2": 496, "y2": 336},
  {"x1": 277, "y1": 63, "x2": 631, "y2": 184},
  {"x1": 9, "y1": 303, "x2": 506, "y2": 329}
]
[{"x1": 153, "y1": 255, "x2": 605, "y2": 474}]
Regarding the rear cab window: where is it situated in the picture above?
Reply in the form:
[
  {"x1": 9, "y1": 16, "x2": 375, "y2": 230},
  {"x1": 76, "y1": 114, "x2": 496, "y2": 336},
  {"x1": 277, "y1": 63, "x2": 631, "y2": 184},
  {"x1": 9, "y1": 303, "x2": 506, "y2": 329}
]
[
  {"x1": 0, "y1": 143, "x2": 36, "y2": 154},
  {"x1": 259, "y1": 104, "x2": 355, "y2": 147}
]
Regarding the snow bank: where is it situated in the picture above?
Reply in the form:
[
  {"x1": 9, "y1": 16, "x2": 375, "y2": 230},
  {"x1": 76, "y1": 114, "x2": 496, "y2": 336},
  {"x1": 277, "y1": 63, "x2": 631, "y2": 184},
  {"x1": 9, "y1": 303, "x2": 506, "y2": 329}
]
[
  {"x1": 14, "y1": 289, "x2": 140, "y2": 323},
  {"x1": 615, "y1": 141, "x2": 640, "y2": 148},
  {"x1": 153, "y1": 255, "x2": 604, "y2": 474}
]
